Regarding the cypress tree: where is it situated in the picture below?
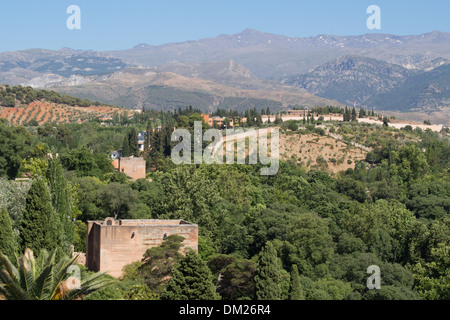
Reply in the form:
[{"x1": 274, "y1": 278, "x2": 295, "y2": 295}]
[
  {"x1": 122, "y1": 135, "x2": 131, "y2": 157},
  {"x1": 289, "y1": 264, "x2": 305, "y2": 300},
  {"x1": 0, "y1": 207, "x2": 18, "y2": 262},
  {"x1": 351, "y1": 107, "x2": 357, "y2": 121},
  {"x1": 254, "y1": 241, "x2": 283, "y2": 300},
  {"x1": 129, "y1": 127, "x2": 139, "y2": 157},
  {"x1": 19, "y1": 178, "x2": 63, "y2": 255},
  {"x1": 46, "y1": 158, "x2": 76, "y2": 251},
  {"x1": 161, "y1": 250, "x2": 220, "y2": 300},
  {"x1": 146, "y1": 121, "x2": 154, "y2": 150}
]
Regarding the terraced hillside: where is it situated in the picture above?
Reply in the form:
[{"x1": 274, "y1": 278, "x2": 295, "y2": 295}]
[{"x1": 0, "y1": 102, "x2": 123, "y2": 126}]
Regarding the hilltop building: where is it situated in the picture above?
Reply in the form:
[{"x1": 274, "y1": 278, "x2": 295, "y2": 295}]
[
  {"x1": 112, "y1": 156, "x2": 146, "y2": 180},
  {"x1": 86, "y1": 218, "x2": 198, "y2": 277},
  {"x1": 201, "y1": 114, "x2": 248, "y2": 128},
  {"x1": 138, "y1": 131, "x2": 146, "y2": 151}
]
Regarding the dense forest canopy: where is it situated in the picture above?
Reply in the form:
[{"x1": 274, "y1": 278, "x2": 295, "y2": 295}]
[{"x1": 0, "y1": 102, "x2": 449, "y2": 301}]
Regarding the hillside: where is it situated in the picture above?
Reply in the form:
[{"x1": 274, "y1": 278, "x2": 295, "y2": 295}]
[
  {"x1": 279, "y1": 131, "x2": 367, "y2": 174},
  {"x1": 0, "y1": 85, "x2": 124, "y2": 125},
  {"x1": 283, "y1": 55, "x2": 416, "y2": 106},
  {"x1": 106, "y1": 29, "x2": 450, "y2": 78},
  {"x1": 0, "y1": 102, "x2": 123, "y2": 126},
  {"x1": 365, "y1": 63, "x2": 450, "y2": 116},
  {"x1": 53, "y1": 68, "x2": 342, "y2": 113},
  {"x1": 0, "y1": 49, "x2": 127, "y2": 86}
]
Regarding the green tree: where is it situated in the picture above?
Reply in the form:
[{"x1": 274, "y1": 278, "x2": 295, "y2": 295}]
[
  {"x1": 289, "y1": 264, "x2": 305, "y2": 300},
  {"x1": 60, "y1": 146, "x2": 98, "y2": 178},
  {"x1": 254, "y1": 241, "x2": 284, "y2": 300},
  {"x1": 177, "y1": 115, "x2": 189, "y2": 128},
  {"x1": 412, "y1": 244, "x2": 450, "y2": 300},
  {"x1": 0, "y1": 207, "x2": 18, "y2": 262},
  {"x1": 18, "y1": 178, "x2": 63, "y2": 254},
  {"x1": 122, "y1": 135, "x2": 131, "y2": 157},
  {"x1": 286, "y1": 212, "x2": 334, "y2": 279},
  {"x1": 136, "y1": 235, "x2": 185, "y2": 294},
  {"x1": 46, "y1": 158, "x2": 77, "y2": 251},
  {"x1": 217, "y1": 258, "x2": 257, "y2": 300},
  {"x1": 0, "y1": 124, "x2": 32, "y2": 179},
  {"x1": 161, "y1": 250, "x2": 220, "y2": 300},
  {"x1": 128, "y1": 127, "x2": 140, "y2": 157}
]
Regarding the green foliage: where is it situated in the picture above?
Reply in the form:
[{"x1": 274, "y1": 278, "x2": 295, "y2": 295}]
[
  {"x1": 406, "y1": 180, "x2": 450, "y2": 219},
  {"x1": 122, "y1": 127, "x2": 139, "y2": 157},
  {"x1": 161, "y1": 250, "x2": 220, "y2": 300},
  {"x1": 0, "y1": 124, "x2": 32, "y2": 179},
  {"x1": 0, "y1": 85, "x2": 113, "y2": 109},
  {"x1": 46, "y1": 158, "x2": 78, "y2": 251},
  {"x1": 208, "y1": 254, "x2": 256, "y2": 300},
  {"x1": 0, "y1": 248, "x2": 116, "y2": 300},
  {"x1": 412, "y1": 244, "x2": 450, "y2": 300},
  {"x1": 285, "y1": 212, "x2": 334, "y2": 279},
  {"x1": 0, "y1": 207, "x2": 18, "y2": 262},
  {"x1": 136, "y1": 235, "x2": 185, "y2": 294},
  {"x1": 289, "y1": 265, "x2": 305, "y2": 300},
  {"x1": 254, "y1": 241, "x2": 286, "y2": 300},
  {"x1": 19, "y1": 178, "x2": 64, "y2": 255},
  {"x1": 0, "y1": 112, "x2": 448, "y2": 300},
  {"x1": 60, "y1": 145, "x2": 114, "y2": 179}
]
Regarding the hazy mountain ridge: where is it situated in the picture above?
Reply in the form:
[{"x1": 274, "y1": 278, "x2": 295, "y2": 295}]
[
  {"x1": 105, "y1": 29, "x2": 450, "y2": 78},
  {"x1": 53, "y1": 68, "x2": 342, "y2": 112},
  {"x1": 0, "y1": 29, "x2": 449, "y2": 121},
  {"x1": 366, "y1": 63, "x2": 450, "y2": 114},
  {"x1": 0, "y1": 49, "x2": 127, "y2": 85},
  {"x1": 283, "y1": 55, "x2": 417, "y2": 105}
]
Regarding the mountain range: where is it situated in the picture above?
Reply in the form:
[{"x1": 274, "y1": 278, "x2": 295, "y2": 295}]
[{"x1": 0, "y1": 29, "x2": 449, "y2": 124}]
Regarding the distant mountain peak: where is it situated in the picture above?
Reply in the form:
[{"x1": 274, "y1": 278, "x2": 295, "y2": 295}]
[{"x1": 239, "y1": 28, "x2": 262, "y2": 35}]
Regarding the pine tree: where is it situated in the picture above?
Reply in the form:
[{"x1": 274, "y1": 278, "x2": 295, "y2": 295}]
[
  {"x1": 0, "y1": 207, "x2": 17, "y2": 262},
  {"x1": 161, "y1": 250, "x2": 220, "y2": 300},
  {"x1": 289, "y1": 264, "x2": 305, "y2": 300},
  {"x1": 19, "y1": 178, "x2": 63, "y2": 255},
  {"x1": 254, "y1": 241, "x2": 283, "y2": 300}
]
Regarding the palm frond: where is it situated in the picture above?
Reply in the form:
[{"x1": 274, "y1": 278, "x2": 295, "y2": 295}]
[
  {"x1": 0, "y1": 252, "x2": 20, "y2": 284},
  {"x1": 47, "y1": 256, "x2": 77, "y2": 299},
  {"x1": 63, "y1": 271, "x2": 117, "y2": 300},
  {"x1": 32, "y1": 264, "x2": 56, "y2": 300},
  {"x1": 0, "y1": 269, "x2": 31, "y2": 300},
  {"x1": 1, "y1": 249, "x2": 112, "y2": 300}
]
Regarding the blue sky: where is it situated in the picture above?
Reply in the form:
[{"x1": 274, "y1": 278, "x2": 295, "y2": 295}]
[{"x1": 0, "y1": 0, "x2": 448, "y2": 52}]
